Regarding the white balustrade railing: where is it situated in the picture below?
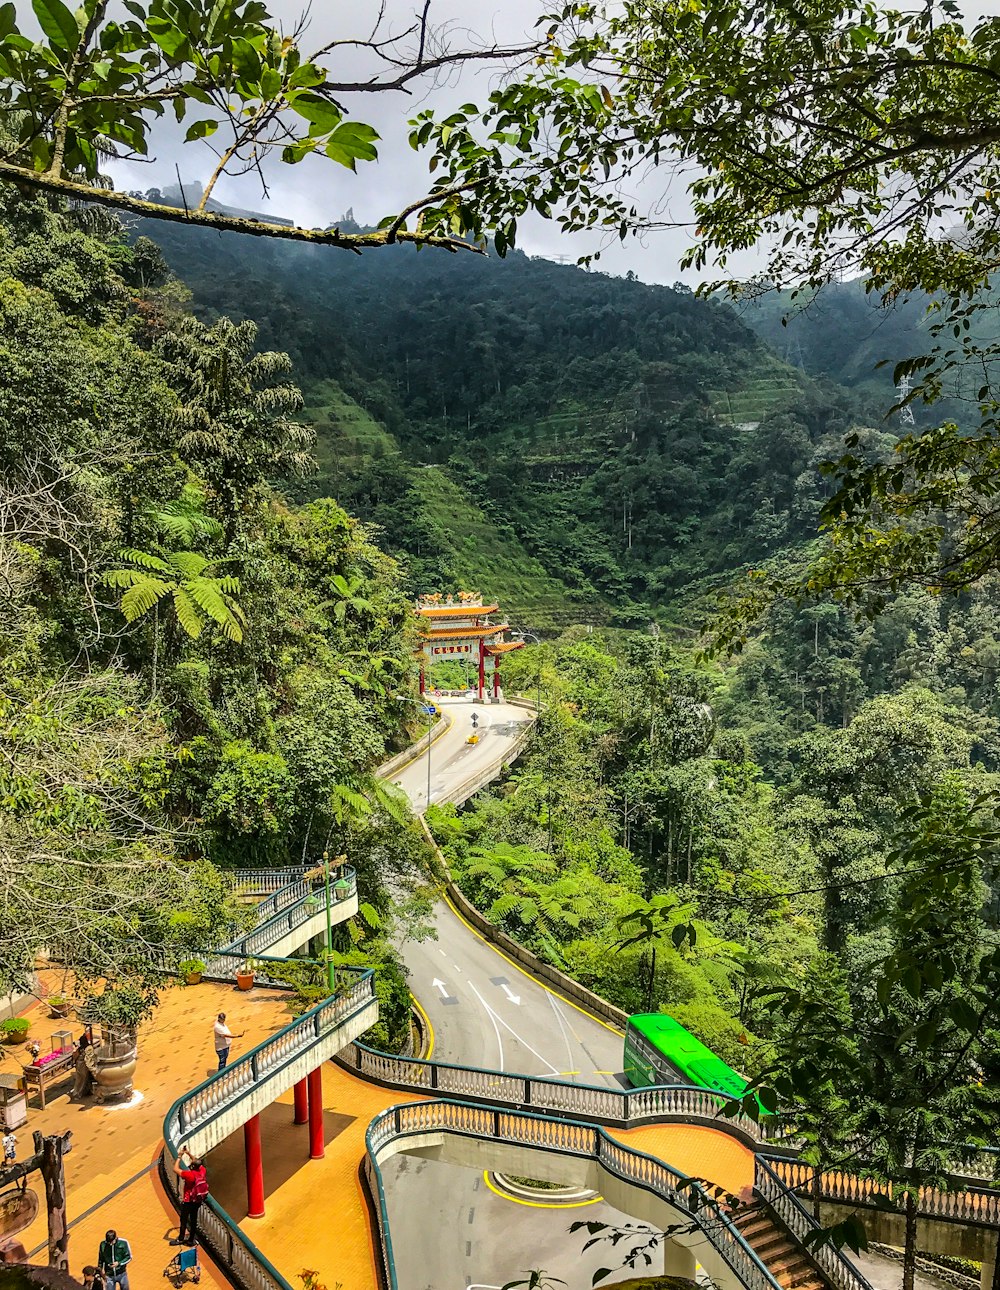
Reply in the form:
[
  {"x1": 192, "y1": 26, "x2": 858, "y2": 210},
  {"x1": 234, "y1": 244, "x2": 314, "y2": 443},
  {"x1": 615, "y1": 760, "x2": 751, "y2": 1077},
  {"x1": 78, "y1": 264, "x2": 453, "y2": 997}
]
[
  {"x1": 366, "y1": 1100, "x2": 785, "y2": 1290},
  {"x1": 764, "y1": 1156, "x2": 1000, "y2": 1228},
  {"x1": 166, "y1": 967, "x2": 375, "y2": 1146},
  {"x1": 756, "y1": 1157, "x2": 874, "y2": 1290},
  {"x1": 229, "y1": 867, "x2": 308, "y2": 893},
  {"x1": 341, "y1": 1040, "x2": 772, "y2": 1140}
]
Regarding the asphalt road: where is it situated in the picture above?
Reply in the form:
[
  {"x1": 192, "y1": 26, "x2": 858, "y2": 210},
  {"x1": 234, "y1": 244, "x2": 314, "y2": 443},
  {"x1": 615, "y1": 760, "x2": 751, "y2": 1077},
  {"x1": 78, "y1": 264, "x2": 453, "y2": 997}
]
[{"x1": 384, "y1": 697, "x2": 632, "y2": 1288}]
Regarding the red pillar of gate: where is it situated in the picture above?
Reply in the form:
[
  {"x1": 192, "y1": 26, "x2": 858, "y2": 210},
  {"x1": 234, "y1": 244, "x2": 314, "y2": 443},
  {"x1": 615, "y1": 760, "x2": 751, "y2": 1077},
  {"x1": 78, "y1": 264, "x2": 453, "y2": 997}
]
[
  {"x1": 293, "y1": 1077, "x2": 308, "y2": 1125},
  {"x1": 244, "y1": 1114, "x2": 265, "y2": 1218},
  {"x1": 419, "y1": 659, "x2": 426, "y2": 694},
  {"x1": 478, "y1": 638, "x2": 486, "y2": 702},
  {"x1": 307, "y1": 1066, "x2": 325, "y2": 1159},
  {"x1": 493, "y1": 663, "x2": 501, "y2": 698}
]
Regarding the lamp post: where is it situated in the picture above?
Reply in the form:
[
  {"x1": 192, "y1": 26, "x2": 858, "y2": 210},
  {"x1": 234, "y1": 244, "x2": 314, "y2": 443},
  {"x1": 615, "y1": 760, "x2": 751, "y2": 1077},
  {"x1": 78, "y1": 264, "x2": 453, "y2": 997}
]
[
  {"x1": 394, "y1": 694, "x2": 435, "y2": 809},
  {"x1": 322, "y1": 849, "x2": 334, "y2": 992}
]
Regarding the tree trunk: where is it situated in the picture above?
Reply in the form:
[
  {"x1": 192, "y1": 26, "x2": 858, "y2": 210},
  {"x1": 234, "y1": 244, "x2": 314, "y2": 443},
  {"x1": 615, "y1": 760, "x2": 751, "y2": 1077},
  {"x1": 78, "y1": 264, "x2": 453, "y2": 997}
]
[
  {"x1": 646, "y1": 944, "x2": 657, "y2": 1012},
  {"x1": 41, "y1": 1131, "x2": 72, "y2": 1270},
  {"x1": 902, "y1": 1189, "x2": 918, "y2": 1290}
]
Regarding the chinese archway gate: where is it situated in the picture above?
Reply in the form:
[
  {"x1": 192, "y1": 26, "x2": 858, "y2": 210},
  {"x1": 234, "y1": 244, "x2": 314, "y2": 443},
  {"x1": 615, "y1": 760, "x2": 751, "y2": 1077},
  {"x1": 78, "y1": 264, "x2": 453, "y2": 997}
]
[{"x1": 415, "y1": 593, "x2": 524, "y2": 701}]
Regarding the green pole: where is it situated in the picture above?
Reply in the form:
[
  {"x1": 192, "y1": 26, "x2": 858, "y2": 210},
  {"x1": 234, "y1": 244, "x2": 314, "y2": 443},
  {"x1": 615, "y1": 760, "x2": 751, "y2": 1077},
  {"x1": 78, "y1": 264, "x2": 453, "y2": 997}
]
[{"x1": 323, "y1": 849, "x2": 334, "y2": 992}]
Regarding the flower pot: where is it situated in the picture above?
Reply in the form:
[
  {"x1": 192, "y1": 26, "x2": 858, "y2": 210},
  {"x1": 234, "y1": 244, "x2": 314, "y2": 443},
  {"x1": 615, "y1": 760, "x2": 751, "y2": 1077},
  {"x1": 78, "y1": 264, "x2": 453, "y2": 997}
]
[
  {"x1": 236, "y1": 972, "x2": 254, "y2": 991},
  {"x1": 49, "y1": 1001, "x2": 69, "y2": 1018},
  {"x1": 92, "y1": 1027, "x2": 137, "y2": 1104},
  {"x1": 185, "y1": 972, "x2": 203, "y2": 986},
  {"x1": 2, "y1": 1031, "x2": 28, "y2": 1046}
]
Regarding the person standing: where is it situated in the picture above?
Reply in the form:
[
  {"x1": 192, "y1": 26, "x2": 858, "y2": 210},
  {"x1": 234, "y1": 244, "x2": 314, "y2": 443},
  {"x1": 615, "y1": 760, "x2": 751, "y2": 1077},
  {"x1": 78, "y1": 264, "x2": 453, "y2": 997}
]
[
  {"x1": 172, "y1": 1147, "x2": 209, "y2": 1246},
  {"x1": 2, "y1": 1129, "x2": 15, "y2": 1164},
  {"x1": 97, "y1": 1230, "x2": 132, "y2": 1290},
  {"x1": 73, "y1": 1032, "x2": 94, "y2": 1099},
  {"x1": 213, "y1": 1013, "x2": 243, "y2": 1070}
]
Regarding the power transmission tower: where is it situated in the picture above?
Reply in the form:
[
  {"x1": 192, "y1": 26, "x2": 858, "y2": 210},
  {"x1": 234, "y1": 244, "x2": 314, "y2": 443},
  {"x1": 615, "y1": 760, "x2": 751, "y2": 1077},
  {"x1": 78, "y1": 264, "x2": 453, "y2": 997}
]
[{"x1": 896, "y1": 373, "x2": 916, "y2": 427}]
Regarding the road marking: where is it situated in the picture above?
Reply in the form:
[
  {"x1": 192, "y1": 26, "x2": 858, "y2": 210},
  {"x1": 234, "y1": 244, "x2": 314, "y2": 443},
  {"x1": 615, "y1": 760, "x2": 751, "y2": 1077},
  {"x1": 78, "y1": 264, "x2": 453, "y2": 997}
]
[
  {"x1": 500, "y1": 983, "x2": 521, "y2": 1006},
  {"x1": 548, "y1": 989, "x2": 580, "y2": 1073},
  {"x1": 481, "y1": 1171, "x2": 603, "y2": 1209},
  {"x1": 432, "y1": 977, "x2": 449, "y2": 997},
  {"x1": 442, "y1": 888, "x2": 624, "y2": 1038},
  {"x1": 467, "y1": 980, "x2": 505, "y2": 1069},
  {"x1": 410, "y1": 991, "x2": 435, "y2": 1059},
  {"x1": 469, "y1": 982, "x2": 560, "y2": 1076}
]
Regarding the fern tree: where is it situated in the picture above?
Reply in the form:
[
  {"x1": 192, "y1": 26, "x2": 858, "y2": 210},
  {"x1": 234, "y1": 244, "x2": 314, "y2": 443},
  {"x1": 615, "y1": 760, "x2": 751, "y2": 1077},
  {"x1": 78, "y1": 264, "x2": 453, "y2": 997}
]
[
  {"x1": 105, "y1": 549, "x2": 246, "y2": 642},
  {"x1": 158, "y1": 316, "x2": 313, "y2": 531}
]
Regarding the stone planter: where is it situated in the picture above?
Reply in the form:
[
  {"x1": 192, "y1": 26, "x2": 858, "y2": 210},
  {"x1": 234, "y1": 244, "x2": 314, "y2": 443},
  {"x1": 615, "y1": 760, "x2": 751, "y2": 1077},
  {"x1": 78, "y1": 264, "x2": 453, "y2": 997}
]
[
  {"x1": 91, "y1": 1026, "x2": 138, "y2": 1104},
  {"x1": 185, "y1": 972, "x2": 203, "y2": 986}
]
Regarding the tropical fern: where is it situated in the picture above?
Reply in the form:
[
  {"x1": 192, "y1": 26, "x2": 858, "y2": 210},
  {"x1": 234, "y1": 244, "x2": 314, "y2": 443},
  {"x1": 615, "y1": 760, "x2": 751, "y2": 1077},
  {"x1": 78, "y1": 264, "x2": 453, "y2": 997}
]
[{"x1": 104, "y1": 549, "x2": 246, "y2": 642}]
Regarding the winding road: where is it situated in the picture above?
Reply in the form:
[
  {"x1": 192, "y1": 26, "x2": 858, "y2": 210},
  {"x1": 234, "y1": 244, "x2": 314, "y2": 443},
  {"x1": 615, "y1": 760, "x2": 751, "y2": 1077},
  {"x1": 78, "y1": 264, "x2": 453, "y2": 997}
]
[{"x1": 386, "y1": 698, "x2": 637, "y2": 1289}]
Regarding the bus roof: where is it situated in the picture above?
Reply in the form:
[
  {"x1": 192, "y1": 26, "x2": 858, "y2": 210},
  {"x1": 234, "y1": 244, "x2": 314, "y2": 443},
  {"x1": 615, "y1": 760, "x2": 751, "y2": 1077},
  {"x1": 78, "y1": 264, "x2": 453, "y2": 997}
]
[{"x1": 628, "y1": 1013, "x2": 749, "y2": 1099}]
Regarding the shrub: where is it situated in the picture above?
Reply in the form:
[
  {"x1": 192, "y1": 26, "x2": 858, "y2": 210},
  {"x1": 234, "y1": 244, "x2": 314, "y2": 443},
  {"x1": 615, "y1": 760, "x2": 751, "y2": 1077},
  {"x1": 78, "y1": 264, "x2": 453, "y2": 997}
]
[{"x1": 0, "y1": 1017, "x2": 30, "y2": 1038}]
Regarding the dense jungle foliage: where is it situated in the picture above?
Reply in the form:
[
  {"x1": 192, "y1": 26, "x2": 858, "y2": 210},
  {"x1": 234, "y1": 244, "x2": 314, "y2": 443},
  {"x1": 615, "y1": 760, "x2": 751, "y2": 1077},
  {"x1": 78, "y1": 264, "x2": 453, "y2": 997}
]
[
  {"x1": 0, "y1": 188, "x2": 419, "y2": 1043},
  {"x1": 136, "y1": 209, "x2": 877, "y2": 629}
]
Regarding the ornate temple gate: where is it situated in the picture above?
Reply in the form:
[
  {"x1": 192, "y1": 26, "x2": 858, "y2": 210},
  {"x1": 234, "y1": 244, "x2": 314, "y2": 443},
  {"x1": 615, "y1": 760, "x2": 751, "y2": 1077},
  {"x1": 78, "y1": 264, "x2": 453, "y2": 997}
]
[{"x1": 415, "y1": 594, "x2": 523, "y2": 702}]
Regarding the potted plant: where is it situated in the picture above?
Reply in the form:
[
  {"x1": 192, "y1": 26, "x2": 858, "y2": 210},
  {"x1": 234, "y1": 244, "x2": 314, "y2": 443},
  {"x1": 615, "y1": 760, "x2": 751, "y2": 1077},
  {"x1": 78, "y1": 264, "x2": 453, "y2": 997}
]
[
  {"x1": 48, "y1": 995, "x2": 70, "y2": 1018},
  {"x1": 81, "y1": 981, "x2": 158, "y2": 1103},
  {"x1": 179, "y1": 958, "x2": 206, "y2": 986},
  {"x1": 236, "y1": 958, "x2": 256, "y2": 991},
  {"x1": 0, "y1": 1017, "x2": 31, "y2": 1045}
]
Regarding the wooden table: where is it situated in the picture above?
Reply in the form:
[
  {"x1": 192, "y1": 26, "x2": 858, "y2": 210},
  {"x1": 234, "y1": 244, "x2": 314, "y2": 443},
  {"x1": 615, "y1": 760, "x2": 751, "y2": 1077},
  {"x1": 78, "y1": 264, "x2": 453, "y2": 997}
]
[{"x1": 22, "y1": 1048, "x2": 76, "y2": 1109}]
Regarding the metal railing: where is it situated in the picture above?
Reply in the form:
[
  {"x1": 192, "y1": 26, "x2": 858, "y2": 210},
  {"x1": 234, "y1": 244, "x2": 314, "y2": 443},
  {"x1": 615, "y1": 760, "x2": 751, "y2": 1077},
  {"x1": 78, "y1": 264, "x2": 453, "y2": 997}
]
[
  {"x1": 165, "y1": 964, "x2": 374, "y2": 1146},
  {"x1": 161, "y1": 1157, "x2": 292, "y2": 1290},
  {"x1": 229, "y1": 867, "x2": 308, "y2": 893},
  {"x1": 340, "y1": 1040, "x2": 772, "y2": 1142},
  {"x1": 160, "y1": 953, "x2": 376, "y2": 1290},
  {"x1": 208, "y1": 867, "x2": 357, "y2": 970},
  {"x1": 765, "y1": 1156, "x2": 1000, "y2": 1229},
  {"x1": 365, "y1": 1100, "x2": 785, "y2": 1290},
  {"x1": 755, "y1": 1157, "x2": 873, "y2": 1290}
]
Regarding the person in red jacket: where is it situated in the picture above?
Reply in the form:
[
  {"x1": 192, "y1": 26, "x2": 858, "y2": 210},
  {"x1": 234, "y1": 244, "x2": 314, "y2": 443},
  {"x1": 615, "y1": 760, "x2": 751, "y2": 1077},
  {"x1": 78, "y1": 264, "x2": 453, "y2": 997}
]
[{"x1": 172, "y1": 1147, "x2": 209, "y2": 1246}]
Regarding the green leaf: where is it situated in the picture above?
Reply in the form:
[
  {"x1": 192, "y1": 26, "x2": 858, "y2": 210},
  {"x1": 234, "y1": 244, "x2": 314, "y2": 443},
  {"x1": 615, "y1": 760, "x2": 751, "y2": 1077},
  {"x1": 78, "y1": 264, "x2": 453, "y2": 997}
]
[
  {"x1": 323, "y1": 121, "x2": 380, "y2": 170},
  {"x1": 120, "y1": 577, "x2": 171, "y2": 622},
  {"x1": 0, "y1": 4, "x2": 16, "y2": 39},
  {"x1": 184, "y1": 119, "x2": 218, "y2": 141},
  {"x1": 289, "y1": 91, "x2": 342, "y2": 135},
  {"x1": 32, "y1": 0, "x2": 79, "y2": 50}
]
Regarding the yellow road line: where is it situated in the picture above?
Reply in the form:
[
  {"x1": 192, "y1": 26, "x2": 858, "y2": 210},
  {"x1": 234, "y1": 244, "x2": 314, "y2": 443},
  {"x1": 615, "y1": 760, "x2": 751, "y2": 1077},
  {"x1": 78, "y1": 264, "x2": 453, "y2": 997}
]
[
  {"x1": 482, "y1": 1171, "x2": 602, "y2": 1209},
  {"x1": 410, "y1": 991, "x2": 436, "y2": 1059},
  {"x1": 442, "y1": 888, "x2": 624, "y2": 1039}
]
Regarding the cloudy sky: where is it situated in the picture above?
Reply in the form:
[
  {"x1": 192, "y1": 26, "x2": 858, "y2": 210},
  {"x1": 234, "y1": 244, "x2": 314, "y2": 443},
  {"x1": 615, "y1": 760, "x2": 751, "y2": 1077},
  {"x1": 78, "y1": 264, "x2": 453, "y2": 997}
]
[{"x1": 105, "y1": 0, "x2": 758, "y2": 286}]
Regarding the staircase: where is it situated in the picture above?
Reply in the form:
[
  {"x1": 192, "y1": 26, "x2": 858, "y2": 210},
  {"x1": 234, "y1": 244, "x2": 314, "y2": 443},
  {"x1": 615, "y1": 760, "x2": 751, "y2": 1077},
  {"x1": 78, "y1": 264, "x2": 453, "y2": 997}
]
[{"x1": 735, "y1": 1205, "x2": 826, "y2": 1290}]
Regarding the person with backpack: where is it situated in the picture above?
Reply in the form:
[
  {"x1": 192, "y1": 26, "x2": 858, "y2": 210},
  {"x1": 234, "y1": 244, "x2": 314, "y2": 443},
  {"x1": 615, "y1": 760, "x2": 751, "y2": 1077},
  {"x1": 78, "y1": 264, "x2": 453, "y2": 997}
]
[{"x1": 172, "y1": 1147, "x2": 209, "y2": 1246}]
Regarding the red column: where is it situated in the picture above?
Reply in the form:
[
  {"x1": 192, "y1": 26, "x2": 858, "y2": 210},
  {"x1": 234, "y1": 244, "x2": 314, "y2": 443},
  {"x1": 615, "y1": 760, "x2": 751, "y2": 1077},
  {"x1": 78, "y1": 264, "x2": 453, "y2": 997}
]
[
  {"x1": 244, "y1": 1114, "x2": 265, "y2": 1218},
  {"x1": 493, "y1": 664, "x2": 500, "y2": 698},
  {"x1": 419, "y1": 660, "x2": 425, "y2": 694},
  {"x1": 293, "y1": 1078, "x2": 308, "y2": 1125},
  {"x1": 478, "y1": 639, "x2": 486, "y2": 702},
  {"x1": 307, "y1": 1066, "x2": 325, "y2": 1159}
]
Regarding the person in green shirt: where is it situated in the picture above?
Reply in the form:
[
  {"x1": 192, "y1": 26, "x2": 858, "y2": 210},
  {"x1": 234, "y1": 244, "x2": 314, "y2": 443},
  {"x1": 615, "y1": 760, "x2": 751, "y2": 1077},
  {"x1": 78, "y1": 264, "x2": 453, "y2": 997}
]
[{"x1": 97, "y1": 1229, "x2": 132, "y2": 1290}]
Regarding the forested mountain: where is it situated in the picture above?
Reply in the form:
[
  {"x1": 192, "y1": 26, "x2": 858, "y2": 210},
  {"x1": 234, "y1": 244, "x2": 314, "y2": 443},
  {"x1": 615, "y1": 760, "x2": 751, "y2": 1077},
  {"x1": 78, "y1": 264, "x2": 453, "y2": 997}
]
[
  {"x1": 736, "y1": 279, "x2": 991, "y2": 425},
  {"x1": 137, "y1": 212, "x2": 875, "y2": 629}
]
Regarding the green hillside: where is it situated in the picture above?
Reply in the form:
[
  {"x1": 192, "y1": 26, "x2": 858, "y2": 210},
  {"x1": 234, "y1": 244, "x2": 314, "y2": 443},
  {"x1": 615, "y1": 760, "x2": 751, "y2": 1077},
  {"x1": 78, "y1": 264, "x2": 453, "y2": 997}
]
[{"x1": 136, "y1": 216, "x2": 874, "y2": 625}]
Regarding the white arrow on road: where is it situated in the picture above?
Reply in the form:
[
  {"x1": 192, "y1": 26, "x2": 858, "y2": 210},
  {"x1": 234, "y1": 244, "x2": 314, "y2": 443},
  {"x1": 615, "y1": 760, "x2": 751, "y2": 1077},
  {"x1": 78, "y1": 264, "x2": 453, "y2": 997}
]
[
  {"x1": 432, "y1": 978, "x2": 449, "y2": 997},
  {"x1": 500, "y1": 983, "x2": 521, "y2": 1006}
]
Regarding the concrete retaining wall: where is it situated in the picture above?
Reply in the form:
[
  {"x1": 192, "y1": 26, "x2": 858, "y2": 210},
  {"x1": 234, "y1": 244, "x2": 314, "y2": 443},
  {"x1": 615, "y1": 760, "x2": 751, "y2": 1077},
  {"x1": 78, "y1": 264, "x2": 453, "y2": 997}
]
[
  {"x1": 418, "y1": 818, "x2": 627, "y2": 1032},
  {"x1": 262, "y1": 896, "x2": 358, "y2": 958}
]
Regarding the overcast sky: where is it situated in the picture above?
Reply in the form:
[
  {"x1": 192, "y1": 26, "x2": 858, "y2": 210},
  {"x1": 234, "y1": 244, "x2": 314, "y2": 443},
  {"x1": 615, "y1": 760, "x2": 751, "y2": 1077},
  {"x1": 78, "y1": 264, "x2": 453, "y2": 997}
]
[{"x1": 104, "y1": 0, "x2": 762, "y2": 286}]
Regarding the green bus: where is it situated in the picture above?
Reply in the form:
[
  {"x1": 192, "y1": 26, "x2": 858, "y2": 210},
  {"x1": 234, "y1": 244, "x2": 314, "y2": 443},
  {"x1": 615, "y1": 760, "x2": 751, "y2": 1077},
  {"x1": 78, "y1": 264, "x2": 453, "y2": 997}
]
[{"x1": 623, "y1": 1012, "x2": 751, "y2": 1101}]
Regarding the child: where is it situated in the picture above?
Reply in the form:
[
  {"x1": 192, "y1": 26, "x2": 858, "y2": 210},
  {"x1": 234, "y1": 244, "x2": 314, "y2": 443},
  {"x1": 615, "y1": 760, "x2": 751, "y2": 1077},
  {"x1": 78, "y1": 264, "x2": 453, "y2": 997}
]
[{"x1": 2, "y1": 1129, "x2": 15, "y2": 1164}]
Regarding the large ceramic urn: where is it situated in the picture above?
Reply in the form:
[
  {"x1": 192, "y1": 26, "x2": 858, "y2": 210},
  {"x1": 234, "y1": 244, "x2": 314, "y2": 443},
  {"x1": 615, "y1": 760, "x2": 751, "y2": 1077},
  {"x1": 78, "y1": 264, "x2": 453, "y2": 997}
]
[{"x1": 89, "y1": 1026, "x2": 137, "y2": 1103}]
